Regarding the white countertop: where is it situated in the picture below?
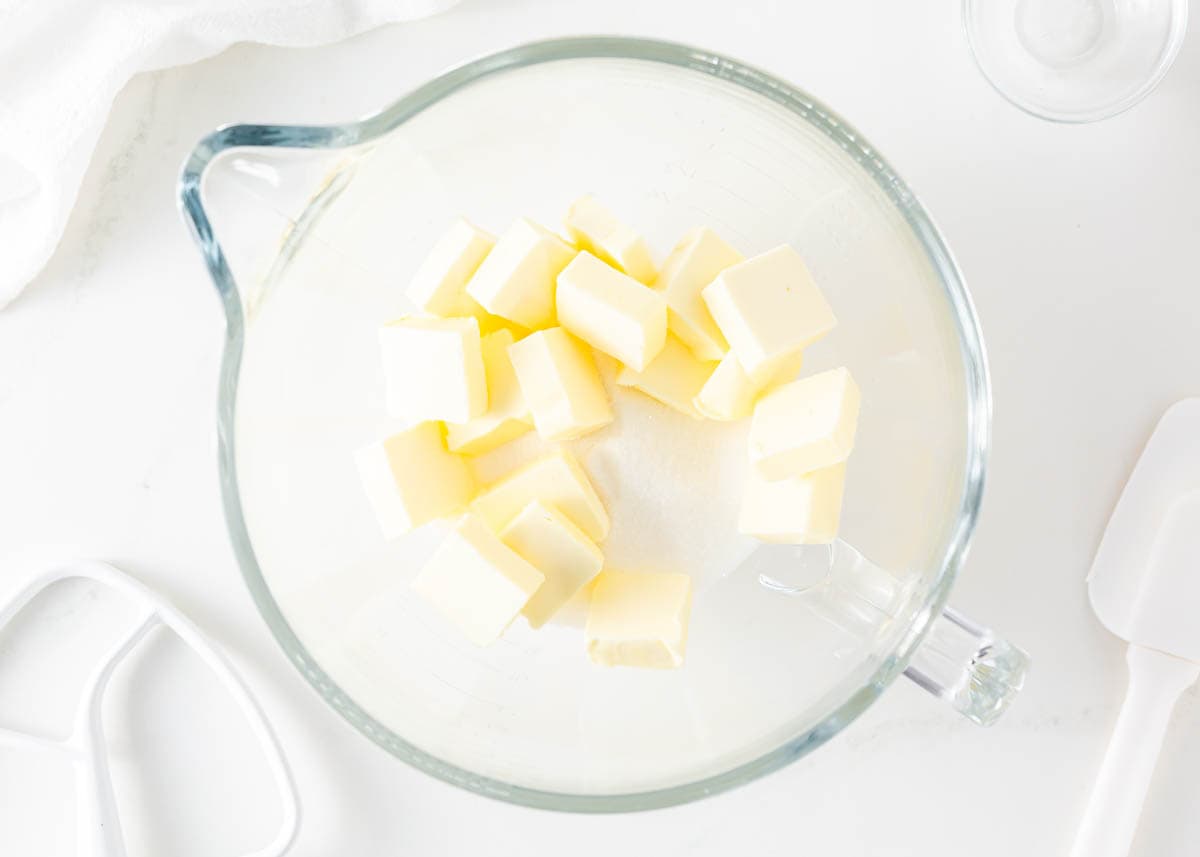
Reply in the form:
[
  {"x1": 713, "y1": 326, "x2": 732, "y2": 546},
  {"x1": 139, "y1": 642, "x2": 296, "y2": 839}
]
[{"x1": 2, "y1": 1, "x2": 1199, "y2": 855}]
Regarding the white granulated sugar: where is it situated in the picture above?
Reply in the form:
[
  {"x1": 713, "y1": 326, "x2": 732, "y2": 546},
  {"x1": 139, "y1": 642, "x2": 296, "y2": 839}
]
[
  {"x1": 463, "y1": 353, "x2": 758, "y2": 593},
  {"x1": 577, "y1": 390, "x2": 758, "y2": 593}
]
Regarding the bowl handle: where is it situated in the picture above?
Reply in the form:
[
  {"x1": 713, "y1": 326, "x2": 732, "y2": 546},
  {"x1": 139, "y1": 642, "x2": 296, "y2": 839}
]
[
  {"x1": 759, "y1": 542, "x2": 1029, "y2": 726},
  {"x1": 902, "y1": 606, "x2": 1030, "y2": 726}
]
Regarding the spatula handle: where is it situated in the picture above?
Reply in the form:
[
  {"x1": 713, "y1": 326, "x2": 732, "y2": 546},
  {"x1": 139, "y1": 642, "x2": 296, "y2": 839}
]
[{"x1": 1069, "y1": 644, "x2": 1200, "y2": 857}]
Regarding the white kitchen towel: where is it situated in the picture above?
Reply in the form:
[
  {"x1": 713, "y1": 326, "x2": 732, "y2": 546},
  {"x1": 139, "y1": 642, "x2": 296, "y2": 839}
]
[{"x1": 0, "y1": 0, "x2": 459, "y2": 309}]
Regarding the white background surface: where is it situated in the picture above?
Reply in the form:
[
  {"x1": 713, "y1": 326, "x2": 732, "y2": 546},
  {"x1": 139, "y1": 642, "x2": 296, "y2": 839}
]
[{"x1": 1, "y1": 1, "x2": 1199, "y2": 855}]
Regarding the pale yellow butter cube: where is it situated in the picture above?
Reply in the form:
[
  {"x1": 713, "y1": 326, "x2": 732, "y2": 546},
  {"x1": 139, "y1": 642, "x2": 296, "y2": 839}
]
[
  {"x1": 739, "y1": 462, "x2": 846, "y2": 544},
  {"x1": 508, "y1": 327, "x2": 613, "y2": 441},
  {"x1": 616, "y1": 334, "x2": 716, "y2": 419},
  {"x1": 556, "y1": 252, "x2": 667, "y2": 371},
  {"x1": 471, "y1": 448, "x2": 609, "y2": 542},
  {"x1": 380, "y1": 316, "x2": 486, "y2": 423},
  {"x1": 563, "y1": 195, "x2": 656, "y2": 284},
  {"x1": 355, "y1": 423, "x2": 476, "y2": 539},
  {"x1": 406, "y1": 218, "x2": 494, "y2": 317},
  {"x1": 702, "y1": 245, "x2": 836, "y2": 378},
  {"x1": 749, "y1": 367, "x2": 861, "y2": 479},
  {"x1": 585, "y1": 571, "x2": 693, "y2": 669},
  {"x1": 445, "y1": 329, "x2": 533, "y2": 455},
  {"x1": 501, "y1": 501, "x2": 604, "y2": 628},
  {"x1": 654, "y1": 227, "x2": 742, "y2": 361},
  {"x1": 465, "y1": 218, "x2": 576, "y2": 329},
  {"x1": 694, "y1": 350, "x2": 804, "y2": 422},
  {"x1": 411, "y1": 514, "x2": 545, "y2": 646}
]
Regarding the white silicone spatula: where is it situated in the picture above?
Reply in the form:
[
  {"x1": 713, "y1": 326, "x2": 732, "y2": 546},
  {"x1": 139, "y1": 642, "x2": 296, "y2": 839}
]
[{"x1": 1071, "y1": 398, "x2": 1200, "y2": 857}]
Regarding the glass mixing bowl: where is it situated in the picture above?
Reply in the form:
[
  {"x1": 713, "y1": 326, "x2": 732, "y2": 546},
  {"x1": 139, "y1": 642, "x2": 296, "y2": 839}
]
[{"x1": 179, "y1": 37, "x2": 1028, "y2": 811}]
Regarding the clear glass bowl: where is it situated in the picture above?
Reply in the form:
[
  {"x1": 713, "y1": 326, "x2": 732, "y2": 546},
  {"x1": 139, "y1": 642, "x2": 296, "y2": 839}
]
[
  {"x1": 964, "y1": 0, "x2": 1188, "y2": 123},
  {"x1": 179, "y1": 37, "x2": 1026, "y2": 811}
]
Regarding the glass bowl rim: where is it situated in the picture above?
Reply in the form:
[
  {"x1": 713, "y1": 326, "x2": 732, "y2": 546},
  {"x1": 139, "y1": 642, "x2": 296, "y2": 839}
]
[{"x1": 177, "y1": 34, "x2": 991, "y2": 813}]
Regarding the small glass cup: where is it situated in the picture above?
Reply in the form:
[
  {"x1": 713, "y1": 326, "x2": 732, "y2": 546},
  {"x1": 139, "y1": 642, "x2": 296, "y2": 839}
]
[{"x1": 964, "y1": 0, "x2": 1188, "y2": 122}]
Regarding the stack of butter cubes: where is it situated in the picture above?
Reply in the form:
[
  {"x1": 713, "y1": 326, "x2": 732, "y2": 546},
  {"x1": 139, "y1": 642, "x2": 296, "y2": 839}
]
[{"x1": 356, "y1": 196, "x2": 859, "y2": 669}]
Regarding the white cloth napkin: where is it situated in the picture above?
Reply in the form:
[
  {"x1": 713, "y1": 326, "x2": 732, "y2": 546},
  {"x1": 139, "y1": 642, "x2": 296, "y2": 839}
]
[{"x1": 0, "y1": 0, "x2": 458, "y2": 309}]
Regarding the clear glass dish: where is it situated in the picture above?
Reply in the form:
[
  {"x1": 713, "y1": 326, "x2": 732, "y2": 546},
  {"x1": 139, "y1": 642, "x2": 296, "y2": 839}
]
[
  {"x1": 178, "y1": 36, "x2": 1028, "y2": 811},
  {"x1": 964, "y1": 0, "x2": 1188, "y2": 123}
]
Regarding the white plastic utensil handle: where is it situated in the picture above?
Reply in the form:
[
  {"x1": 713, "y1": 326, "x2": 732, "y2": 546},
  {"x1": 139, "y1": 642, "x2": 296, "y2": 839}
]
[
  {"x1": 1069, "y1": 644, "x2": 1200, "y2": 857},
  {"x1": 75, "y1": 612, "x2": 158, "y2": 857},
  {"x1": 0, "y1": 560, "x2": 300, "y2": 857}
]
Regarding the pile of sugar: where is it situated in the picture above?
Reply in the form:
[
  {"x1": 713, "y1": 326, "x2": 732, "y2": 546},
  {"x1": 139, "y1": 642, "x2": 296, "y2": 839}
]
[
  {"x1": 579, "y1": 391, "x2": 758, "y2": 593},
  {"x1": 468, "y1": 354, "x2": 760, "y2": 595}
]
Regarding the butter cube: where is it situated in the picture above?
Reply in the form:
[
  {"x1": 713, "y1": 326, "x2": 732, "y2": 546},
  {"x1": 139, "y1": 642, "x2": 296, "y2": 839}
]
[
  {"x1": 702, "y1": 245, "x2": 836, "y2": 378},
  {"x1": 585, "y1": 571, "x2": 693, "y2": 669},
  {"x1": 556, "y1": 252, "x2": 667, "y2": 371},
  {"x1": 465, "y1": 218, "x2": 576, "y2": 329},
  {"x1": 471, "y1": 448, "x2": 609, "y2": 542},
  {"x1": 749, "y1": 367, "x2": 861, "y2": 479},
  {"x1": 694, "y1": 351, "x2": 804, "y2": 422},
  {"x1": 616, "y1": 334, "x2": 716, "y2": 419},
  {"x1": 445, "y1": 329, "x2": 533, "y2": 455},
  {"x1": 654, "y1": 227, "x2": 742, "y2": 361},
  {"x1": 380, "y1": 316, "x2": 487, "y2": 423},
  {"x1": 739, "y1": 463, "x2": 846, "y2": 544},
  {"x1": 508, "y1": 327, "x2": 613, "y2": 441},
  {"x1": 411, "y1": 514, "x2": 545, "y2": 646},
  {"x1": 563, "y1": 195, "x2": 656, "y2": 284},
  {"x1": 355, "y1": 423, "x2": 476, "y2": 539},
  {"x1": 406, "y1": 219, "x2": 494, "y2": 317},
  {"x1": 501, "y1": 501, "x2": 603, "y2": 628}
]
